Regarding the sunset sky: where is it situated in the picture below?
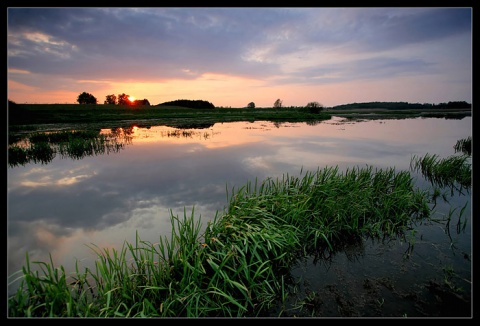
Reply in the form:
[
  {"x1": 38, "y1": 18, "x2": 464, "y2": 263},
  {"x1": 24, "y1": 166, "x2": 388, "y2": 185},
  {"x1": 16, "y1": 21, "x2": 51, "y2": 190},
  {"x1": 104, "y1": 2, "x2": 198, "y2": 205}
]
[{"x1": 7, "y1": 7, "x2": 472, "y2": 108}]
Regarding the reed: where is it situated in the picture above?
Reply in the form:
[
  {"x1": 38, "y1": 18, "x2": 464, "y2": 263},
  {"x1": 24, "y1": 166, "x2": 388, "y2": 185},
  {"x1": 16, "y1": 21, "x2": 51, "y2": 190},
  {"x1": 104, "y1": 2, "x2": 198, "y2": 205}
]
[
  {"x1": 410, "y1": 153, "x2": 471, "y2": 194},
  {"x1": 6, "y1": 164, "x2": 441, "y2": 317},
  {"x1": 8, "y1": 130, "x2": 131, "y2": 167},
  {"x1": 453, "y1": 136, "x2": 471, "y2": 156}
]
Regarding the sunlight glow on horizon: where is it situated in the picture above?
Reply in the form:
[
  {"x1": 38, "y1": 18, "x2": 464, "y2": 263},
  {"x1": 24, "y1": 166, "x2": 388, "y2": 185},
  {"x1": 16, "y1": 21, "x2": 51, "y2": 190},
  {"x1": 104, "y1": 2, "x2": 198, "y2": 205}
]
[
  {"x1": 8, "y1": 68, "x2": 472, "y2": 108},
  {"x1": 7, "y1": 74, "x2": 472, "y2": 108}
]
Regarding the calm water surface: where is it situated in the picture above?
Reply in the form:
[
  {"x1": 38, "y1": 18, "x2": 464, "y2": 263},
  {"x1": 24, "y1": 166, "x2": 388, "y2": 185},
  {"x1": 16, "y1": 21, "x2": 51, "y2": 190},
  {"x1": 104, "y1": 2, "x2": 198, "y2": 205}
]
[{"x1": 7, "y1": 116, "x2": 472, "y2": 316}]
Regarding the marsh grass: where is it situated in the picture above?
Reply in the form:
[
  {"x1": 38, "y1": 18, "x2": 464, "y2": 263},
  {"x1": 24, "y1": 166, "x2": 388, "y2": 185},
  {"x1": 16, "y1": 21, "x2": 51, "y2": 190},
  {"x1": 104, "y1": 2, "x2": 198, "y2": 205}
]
[
  {"x1": 7, "y1": 127, "x2": 216, "y2": 167},
  {"x1": 410, "y1": 153, "x2": 471, "y2": 195},
  {"x1": 409, "y1": 147, "x2": 471, "y2": 253},
  {"x1": 8, "y1": 164, "x2": 436, "y2": 317},
  {"x1": 8, "y1": 104, "x2": 332, "y2": 127},
  {"x1": 453, "y1": 136, "x2": 472, "y2": 156},
  {"x1": 8, "y1": 104, "x2": 471, "y2": 130},
  {"x1": 8, "y1": 130, "x2": 132, "y2": 167}
]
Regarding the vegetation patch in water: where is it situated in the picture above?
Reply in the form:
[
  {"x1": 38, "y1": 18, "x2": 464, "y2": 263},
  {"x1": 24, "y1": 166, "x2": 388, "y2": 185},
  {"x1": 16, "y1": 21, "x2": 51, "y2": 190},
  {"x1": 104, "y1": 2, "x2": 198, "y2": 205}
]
[
  {"x1": 8, "y1": 130, "x2": 132, "y2": 167},
  {"x1": 410, "y1": 152, "x2": 471, "y2": 193},
  {"x1": 8, "y1": 165, "x2": 433, "y2": 317}
]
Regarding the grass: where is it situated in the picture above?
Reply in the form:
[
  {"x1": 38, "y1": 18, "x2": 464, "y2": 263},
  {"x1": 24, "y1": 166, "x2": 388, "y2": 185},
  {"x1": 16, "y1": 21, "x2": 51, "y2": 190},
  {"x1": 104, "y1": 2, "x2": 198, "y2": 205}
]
[
  {"x1": 410, "y1": 152, "x2": 471, "y2": 194},
  {"x1": 7, "y1": 127, "x2": 214, "y2": 167},
  {"x1": 8, "y1": 130, "x2": 132, "y2": 167},
  {"x1": 409, "y1": 145, "x2": 471, "y2": 253},
  {"x1": 453, "y1": 136, "x2": 471, "y2": 156},
  {"x1": 8, "y1": 103, "x2": 471, "y2": 133},
  {"x1": 7, "y1": 104, "x2": 332, "y2": 129},
  {"x1": 7, "y1": 115, "x2": 471, "y2": 317},
  {"x1": 8, "y1": 164, "x2": 436, "y2": 317}
]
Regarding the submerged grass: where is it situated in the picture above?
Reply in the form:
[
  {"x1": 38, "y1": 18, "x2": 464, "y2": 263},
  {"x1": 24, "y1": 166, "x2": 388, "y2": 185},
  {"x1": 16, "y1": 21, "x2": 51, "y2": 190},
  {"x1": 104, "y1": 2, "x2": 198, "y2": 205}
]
[
  {"x1": 8, "y1": 130, "x2": 132, "y2": 167},
  {"x1": 8, "y1": 165, "x2": 434, "y2": 317},
  {"x1": 410, "y1": 152, "x2": 471, "y2": 194},
  {"x1": 453, "y1": 136, "x2": 472, "y2": 156}
]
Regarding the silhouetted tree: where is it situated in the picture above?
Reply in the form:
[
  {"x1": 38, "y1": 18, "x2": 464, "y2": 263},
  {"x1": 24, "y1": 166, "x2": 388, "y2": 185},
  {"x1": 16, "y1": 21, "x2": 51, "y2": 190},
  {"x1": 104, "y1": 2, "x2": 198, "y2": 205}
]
[
  {"x1": 273, "y1": 99, "x2": 282, "y2": 108},
  {"x1": 158, "y1": 99, "x2": 215, "y2": 109},
  {"x1": 305, "y1": 101, "x2": 321, "y2": 108},
  {"x1": 441, "y1": 101, "x2": 471, "y2": 109},
  {"x1": 132, "y1": 99, "x2": 151, "y2": 106},
  {"x1": 117, "y1": 93, "x2": 131, "y2": 106},
  {"x1": 305, "y1": 101, "x2": 324, "y2": 113},
  {"x1": 77, "y1": 92, "x2": 97, "y2": 104},
  {"x1": 104, "y1": 94, "x2": 117, "y2": 105},
  {"x1": 247, "y1": 102, "x2": 255, "y2": 108}
]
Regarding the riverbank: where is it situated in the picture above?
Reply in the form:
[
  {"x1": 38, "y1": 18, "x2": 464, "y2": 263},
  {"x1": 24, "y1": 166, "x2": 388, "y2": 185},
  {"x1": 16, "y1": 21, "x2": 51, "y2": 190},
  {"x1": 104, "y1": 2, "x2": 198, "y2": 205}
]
[{"x1": 7, "y1": 103, "x2": 471, "y2": 132}]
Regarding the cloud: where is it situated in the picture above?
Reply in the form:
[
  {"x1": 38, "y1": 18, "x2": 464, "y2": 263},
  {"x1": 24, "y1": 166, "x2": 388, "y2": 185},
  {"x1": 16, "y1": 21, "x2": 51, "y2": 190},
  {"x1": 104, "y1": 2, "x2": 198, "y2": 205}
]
[
  {"x1": 7, "y1": 8, "x2": 282, "y2": 80},
  {"x1": 7, "y1": 7, "x2": 472, "y2": 106},
  {"x1": 279, "y1": 55, "x2": 437, "y2": 86}
]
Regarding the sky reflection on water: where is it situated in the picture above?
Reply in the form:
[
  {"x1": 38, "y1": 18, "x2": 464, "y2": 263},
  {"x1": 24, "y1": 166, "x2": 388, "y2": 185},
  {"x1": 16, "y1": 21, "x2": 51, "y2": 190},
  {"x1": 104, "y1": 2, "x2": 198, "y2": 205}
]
[{"x1": 7, "y1": 117, "x2": 472, "y2": 294}]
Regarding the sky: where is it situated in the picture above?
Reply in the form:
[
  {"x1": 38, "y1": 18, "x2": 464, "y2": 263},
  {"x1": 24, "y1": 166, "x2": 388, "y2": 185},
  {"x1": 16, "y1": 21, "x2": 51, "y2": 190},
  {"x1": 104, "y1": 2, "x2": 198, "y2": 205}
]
[{"x1": 7, "y1": 7, "x2": 472, "y2": 108}]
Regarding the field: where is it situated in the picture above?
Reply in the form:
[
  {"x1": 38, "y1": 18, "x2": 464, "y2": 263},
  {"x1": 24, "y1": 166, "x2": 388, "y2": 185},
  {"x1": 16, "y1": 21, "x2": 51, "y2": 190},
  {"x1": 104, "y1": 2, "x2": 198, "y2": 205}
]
[{"x1": 7, "y1": 103, "x2": 471, "y2": 133}]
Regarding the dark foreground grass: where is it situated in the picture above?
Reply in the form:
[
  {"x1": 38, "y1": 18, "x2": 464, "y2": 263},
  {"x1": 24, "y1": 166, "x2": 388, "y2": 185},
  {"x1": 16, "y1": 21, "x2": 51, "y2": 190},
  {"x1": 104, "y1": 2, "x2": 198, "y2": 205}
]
[{"x1": 8, "y1": 164, "x2": 436, "y2": 317}]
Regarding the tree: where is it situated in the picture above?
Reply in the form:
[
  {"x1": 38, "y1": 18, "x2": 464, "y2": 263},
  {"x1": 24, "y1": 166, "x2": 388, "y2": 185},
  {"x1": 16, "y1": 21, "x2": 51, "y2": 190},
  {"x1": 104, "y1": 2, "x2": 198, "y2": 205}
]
[
  {"x1": 158, "y1": 99, "x2": 215, "y2": 109},
  {"x1": 273, "y1": 99, "x2": 282, "y2": 108},
  {"x1": 306, "y1": 101, "x2": 321, "y2": 108},
  {"x1": 117, "y1": 93, "x2": 131, "y2": 106},
  {"x1": 104, "y1": 94, "x2": 117, "y2": 105},
  {"x1": 305, "y1": 101, "x2": 324, "y2": 113},
  {"x1": 132, "y1": 99, "x2": 151, "y2": 106},
  {"x1": 247, "y1": 102, "x2": 255, "y2": 108},
  {"x1": 77, "y1": 92, "x2": 97, "y2": 104}
]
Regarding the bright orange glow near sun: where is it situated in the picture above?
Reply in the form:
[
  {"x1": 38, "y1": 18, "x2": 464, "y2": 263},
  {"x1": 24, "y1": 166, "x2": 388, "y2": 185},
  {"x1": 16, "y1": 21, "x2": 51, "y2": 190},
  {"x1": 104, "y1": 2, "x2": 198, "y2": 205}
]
[{"x1": 128, "y1": 96, "x2": 135, "y2": 102}]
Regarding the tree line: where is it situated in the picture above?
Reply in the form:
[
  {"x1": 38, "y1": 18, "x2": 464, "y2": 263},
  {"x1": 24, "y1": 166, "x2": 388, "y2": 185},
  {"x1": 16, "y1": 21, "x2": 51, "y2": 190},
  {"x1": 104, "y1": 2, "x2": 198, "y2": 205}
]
[
  {"x1": 77, "y1": 92, "x2": 150, "y2": 106},
  {"x1": 73, "y1": 92, "x2": 470, "y2": 111},
  {"x1": 158, "y1": 99, "x2": 215, "y2": 109},
  {"x1": 75, "y1": 91, "x2": 325, "y2": 110},
  {"x1": 331, "y1": 101, "x2": 471, "y2": 110}
]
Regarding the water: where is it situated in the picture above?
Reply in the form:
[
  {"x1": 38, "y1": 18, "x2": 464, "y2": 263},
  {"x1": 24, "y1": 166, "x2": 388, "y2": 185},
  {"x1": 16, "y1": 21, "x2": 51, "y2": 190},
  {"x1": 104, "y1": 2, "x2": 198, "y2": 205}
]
[{"x1": 7, "y1": 116, "x2": 472, "y2": 317}]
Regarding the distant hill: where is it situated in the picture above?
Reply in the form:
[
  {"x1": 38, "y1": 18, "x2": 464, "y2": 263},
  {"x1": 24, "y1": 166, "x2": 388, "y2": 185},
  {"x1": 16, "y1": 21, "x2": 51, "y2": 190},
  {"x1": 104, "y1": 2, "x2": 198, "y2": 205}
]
[
  {"x1": 330, "y1": 101, "x2": 471, "y2": 110},
  {"x1": 156, "y1": 99, "x2": 215, "y2": 109}
]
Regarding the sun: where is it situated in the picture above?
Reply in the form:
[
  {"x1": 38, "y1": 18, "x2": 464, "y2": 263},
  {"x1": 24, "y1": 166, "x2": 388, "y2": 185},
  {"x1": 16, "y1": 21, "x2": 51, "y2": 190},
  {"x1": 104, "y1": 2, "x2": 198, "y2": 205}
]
[{"x1": 128, "y1": 96, "x2": 135, "y2": 102}]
